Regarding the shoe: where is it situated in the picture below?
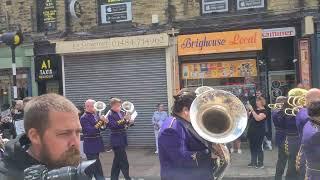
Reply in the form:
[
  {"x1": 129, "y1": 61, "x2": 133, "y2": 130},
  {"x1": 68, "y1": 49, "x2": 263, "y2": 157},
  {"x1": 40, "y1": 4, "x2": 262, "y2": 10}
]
[
  {"x1": 230, "y1": 148, "x2": 234, "y2": 153},
  {"x1": 255, "y1": 164, "x2": 264, "y2": 169},
  {"x1": 237, "y1": 149, "x2": 242, "y2": 154},
  {"x1": 266, "y1": 140, "x2": 272, "y2": 150},
  {"x1": 106, "y1": 149, "x2": 112, "y2": 152},
  {"x1": 155, "y1": 151, "x2": 158, "y2": 154},
  {"x1": 248, "y1": 163, "x2": 255, "y2": 168}
]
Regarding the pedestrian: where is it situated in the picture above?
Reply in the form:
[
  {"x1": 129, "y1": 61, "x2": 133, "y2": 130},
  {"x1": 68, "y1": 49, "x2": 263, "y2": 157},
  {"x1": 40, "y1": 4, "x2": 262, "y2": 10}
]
[
  {"x1": 80, "y1": 99, "x2": 106, "y2": 180},
  {"x1": 295, "y1": 88, "x2": 320, "y2": 179},
  {"x1": 158, "y1": 88, "x2": 215, "y2": 180},
  {"x1": 107, "y1": 97, "x2": 132, "y2": 180},
  {"x1": 247, "y1": 96, "x2": 267, "y2": 169},
  {"x1": 152, "y1": 103, "x2": 168, "y2": 154},
  {"x1": 0, "y1": 93, "x2": 82, "y2": 179},
  {"x1": 230, "y1": 138, "x2": 242, "y2": 154}
]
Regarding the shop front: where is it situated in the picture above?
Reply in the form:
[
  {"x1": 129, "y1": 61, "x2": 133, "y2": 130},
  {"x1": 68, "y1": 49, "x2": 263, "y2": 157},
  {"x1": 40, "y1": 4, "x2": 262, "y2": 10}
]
[
  {"x1": 54, "y1": 33, "x2": 171, "y2": 147},
  {"x1": 177, "y1": 29, "x2": 263, "y2": 104},
  {"x1": 0, "y1": 46, "x2": 35, "y2": 110}
]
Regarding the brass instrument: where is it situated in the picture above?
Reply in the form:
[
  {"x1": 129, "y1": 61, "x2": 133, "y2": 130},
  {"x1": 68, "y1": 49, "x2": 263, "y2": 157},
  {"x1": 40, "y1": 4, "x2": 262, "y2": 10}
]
[
  {"x1": 268, "y1": 103, "x2": 284, "y2": 110},
  {"x1": 93, "y1": 101, "x2": 107, "y2": 129},
  {"x1": 285, "y1": 88, "x2": 308, "y2": 116},
  {"x1": 195, "y1": 86, "x2": 214, "y2": 96},
  {"x1": 190, "y1": 88, "x2": 248, "y2": 179},
  {"x1": 121, "y1": 101, "x2": 137, "y2": 125}
]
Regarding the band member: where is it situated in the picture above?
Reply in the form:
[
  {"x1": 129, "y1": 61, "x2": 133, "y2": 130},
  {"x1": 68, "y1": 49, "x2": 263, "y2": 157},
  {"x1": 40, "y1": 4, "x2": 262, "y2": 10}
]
[
  {"x1": 295, "y1": 89, "x2": 320, "y2": 179},
  {"x1": 80, "y1": 99, "x2": 106, "y2": 180},
  {"x1": 272, "y1": 96, "x2": 287, "y2": 179},
  {"x1": 158, "y1": 89, "x2": 214, "y2": 180},
  {"x1": 302, "y1": 100, "x2": 320, "y2": 180},
  {"x1": 107, "y1": 98, "x2": 132, "y2": 180}
]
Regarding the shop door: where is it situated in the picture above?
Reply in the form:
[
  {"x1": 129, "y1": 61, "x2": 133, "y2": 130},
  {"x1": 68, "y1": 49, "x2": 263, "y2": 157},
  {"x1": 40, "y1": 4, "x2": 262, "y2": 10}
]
[{"x1": 268, "y1": 70, "x2": 296, "y2": 103}]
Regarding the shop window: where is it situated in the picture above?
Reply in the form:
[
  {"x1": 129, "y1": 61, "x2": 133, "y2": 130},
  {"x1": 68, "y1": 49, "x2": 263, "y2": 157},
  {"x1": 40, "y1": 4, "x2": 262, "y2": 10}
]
[{"x1": 98, "y1": 0, "x2": 132, "y2": 25}]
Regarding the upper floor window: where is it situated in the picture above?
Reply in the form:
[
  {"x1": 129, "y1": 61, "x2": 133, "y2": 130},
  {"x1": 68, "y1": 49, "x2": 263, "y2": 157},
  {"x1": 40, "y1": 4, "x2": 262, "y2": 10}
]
[
  {"x1": 237, "y1": 0, "x2": 264, "y2": 10},
  {"x1": 202, "y1": 0, "x2": 228, "y2": 14},
  {"x1": 99, "y1": 0, "x2": 132, "y2": 24}
]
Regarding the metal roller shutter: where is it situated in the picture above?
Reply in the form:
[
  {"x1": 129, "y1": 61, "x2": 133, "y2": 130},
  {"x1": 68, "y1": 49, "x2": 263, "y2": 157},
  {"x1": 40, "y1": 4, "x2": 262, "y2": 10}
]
[{"x1": 64, "y1": 49, "x2": 168, "y2": 147}]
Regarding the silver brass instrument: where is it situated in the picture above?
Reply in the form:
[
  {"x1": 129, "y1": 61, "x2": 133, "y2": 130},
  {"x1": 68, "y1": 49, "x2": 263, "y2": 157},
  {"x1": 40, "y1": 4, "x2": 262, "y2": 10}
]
[
  {"x1": 121, "y1": 101, "x2": 137, "y2": 125},
  {"x1": 93, "y1": 101, "x2": 107, "y2": 129},
  {"x1": 195, "y1": 86, "x2": 214, "y2": 96},
  {"x1": 190, "y1": 88, "x2": 248, "y2": 180}
]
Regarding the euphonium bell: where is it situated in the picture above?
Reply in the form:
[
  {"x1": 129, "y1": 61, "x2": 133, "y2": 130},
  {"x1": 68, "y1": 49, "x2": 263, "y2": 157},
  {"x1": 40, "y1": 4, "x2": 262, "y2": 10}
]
[
  {"x1": 94, "y1": 101, "x2": 107, "y2": 129},
  {"x1": 190, "y1": 89, "x2": 248, "y2": 144}
]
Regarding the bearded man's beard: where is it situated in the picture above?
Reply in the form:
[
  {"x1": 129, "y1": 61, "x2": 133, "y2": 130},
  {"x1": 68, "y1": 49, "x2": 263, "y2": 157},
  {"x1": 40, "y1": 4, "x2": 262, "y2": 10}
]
[{"x1": 40, "y1": 142, "x2": 81, "y2": 169}]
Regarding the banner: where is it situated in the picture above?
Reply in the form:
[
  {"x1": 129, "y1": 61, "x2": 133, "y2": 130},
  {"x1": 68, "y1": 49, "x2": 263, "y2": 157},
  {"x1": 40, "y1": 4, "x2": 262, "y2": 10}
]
[
  {"x1": 299, "y1": 39, "x2": 311, "y2": 89},
  {"x1": 182, "y1": 59, "x2": 257, "y2": 80},
  {"x1": 178, "y1": 29, "x2": 262, "y2": 56}
]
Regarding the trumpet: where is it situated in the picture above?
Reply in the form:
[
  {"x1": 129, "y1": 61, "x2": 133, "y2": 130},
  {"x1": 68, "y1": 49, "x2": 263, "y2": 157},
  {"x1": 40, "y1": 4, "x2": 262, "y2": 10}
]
[
  {"x1": 190, "y1": 88, "x2": 248, "y2": 179},
  {"x1": 94, "y1": 101, "x2": 107, "y2": 129},
  {"x1": 268, "y1": 103, "x2": 284, "y2": 110},
  {"x1": 284, "y1": 106, "x2": 301, "y2": 116}
]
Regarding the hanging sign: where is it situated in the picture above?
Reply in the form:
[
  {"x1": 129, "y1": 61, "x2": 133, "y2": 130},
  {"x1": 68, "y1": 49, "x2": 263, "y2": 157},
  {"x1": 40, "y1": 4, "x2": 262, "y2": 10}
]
[
  {"x1": 299, "y1": 39, "x2": 311, "y2": 89},
  {"x1": 35, "y1": 55, "x2": 61, "y2": 81}
]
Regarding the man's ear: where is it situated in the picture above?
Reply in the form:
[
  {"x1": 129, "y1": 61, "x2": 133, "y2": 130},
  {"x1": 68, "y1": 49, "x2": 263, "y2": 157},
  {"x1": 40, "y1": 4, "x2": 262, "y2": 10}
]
[{"x1": 27, "y1": 128, "x2": 41, "y2": 145}]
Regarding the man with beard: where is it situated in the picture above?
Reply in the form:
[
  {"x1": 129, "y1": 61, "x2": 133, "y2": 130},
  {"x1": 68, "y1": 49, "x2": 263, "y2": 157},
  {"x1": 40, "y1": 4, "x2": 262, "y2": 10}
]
[
  {"x1": 0, "y1": 93, "x2": 82, "y2": 180},
  {"x1": 80, "y1": 99, "x2": 107, "y2": 180}
]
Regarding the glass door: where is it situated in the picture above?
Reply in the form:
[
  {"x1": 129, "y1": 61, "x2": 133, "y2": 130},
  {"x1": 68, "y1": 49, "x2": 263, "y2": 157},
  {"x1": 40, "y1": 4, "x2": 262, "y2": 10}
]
[{"x1": 268, "y1": 70, "x2": 296, "y2": 103}]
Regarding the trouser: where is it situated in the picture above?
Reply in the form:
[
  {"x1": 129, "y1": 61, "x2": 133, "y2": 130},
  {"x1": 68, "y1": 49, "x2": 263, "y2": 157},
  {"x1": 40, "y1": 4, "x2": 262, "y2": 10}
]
[
  {"x1": 275, "y1": 144, "x2": 288, "y2": 180},
  {"x1": 111, "y1": 147, "x2": 131, "y2": 180},
  {"x1": 85, "y1": 153, "x2": 105, "y2": 180},
  {"x1": 285, "y1": 138, "x2": 299, "y2": 180},
  {"x1": 266, "y1": 118, "x2": 272, "y2": 141},
  {"x1": 249, "y1": 132, "x2": 264, "y2": 165},
  {"x1": 154, "y1": 129, "x2": 159, "y2": 151}
]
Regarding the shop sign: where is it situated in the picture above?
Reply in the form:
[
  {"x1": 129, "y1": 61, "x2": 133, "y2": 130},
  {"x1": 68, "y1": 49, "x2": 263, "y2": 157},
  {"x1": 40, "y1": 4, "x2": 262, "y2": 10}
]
[
  {"x1": 182, "y1": 59, "x2": 257, "y2": 80},
  {"x1": 262, "y1": 27, "x2": 296, "y2": 39},
  {"x1": 69, "y1": 0, "x2": 82, "y2": 19},
  {"x1": 178, "y1": 29, "x2": 262, "y2": 56},
  {"x1": 55, "y1": 33, "x2": 169, "y2": 54},
  {"x1": 38, "y1": 0, "x2": 57, "y2": 31},
  {"x1": 100, "y1": 0, "x2": 132, "y2": 24},
  {"x1": 237, "y1": 0, "x2": 264, "y2": 10},
  {"x1": 299, "y1": 39, "x2": 311, "y2": 89},
  {"x1": 35, "y1": 55, "x2": 61, "y2": 81},
  {"x1": 202, "y1": 0, "x2": 228, "y2": 14}
]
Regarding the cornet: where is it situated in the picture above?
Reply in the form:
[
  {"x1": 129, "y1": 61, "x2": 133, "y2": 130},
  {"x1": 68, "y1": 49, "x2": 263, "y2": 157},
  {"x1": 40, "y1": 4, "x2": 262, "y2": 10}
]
[
  {"x1": 268, "y1": 103, "x2": 284, "y2": 110},
  {"x1": 190, "y1": 88, "x2": 248, "y2": 179},
  {"x1": 94, "y1": 101, "x2": 107, "y2": 129}
]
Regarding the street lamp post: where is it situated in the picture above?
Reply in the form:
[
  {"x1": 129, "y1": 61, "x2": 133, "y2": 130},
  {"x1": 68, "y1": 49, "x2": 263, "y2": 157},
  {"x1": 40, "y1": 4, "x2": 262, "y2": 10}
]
[{"x1": 0, "y1": 31, "x2": 23, "y2": 100}]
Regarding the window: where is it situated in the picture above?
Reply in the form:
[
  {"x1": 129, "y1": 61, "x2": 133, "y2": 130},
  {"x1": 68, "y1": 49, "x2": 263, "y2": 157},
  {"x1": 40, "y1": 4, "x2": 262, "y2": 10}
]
[
  {"x1": 99, "y1": 0, "x2": 132, "y2": 24},
  {"x1": 202, "y1": 0, "x2": 228, "y2": 14},
  {"x1": 237, "y1": 0, "x2": 264, "y2": 10}
]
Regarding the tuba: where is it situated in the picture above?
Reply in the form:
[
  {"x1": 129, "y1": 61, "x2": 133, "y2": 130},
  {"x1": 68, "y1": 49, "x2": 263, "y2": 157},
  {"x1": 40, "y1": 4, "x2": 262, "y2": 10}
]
[
  {"x1": 190, "y1": 88, "x2": 248, "y2": 179},
  {"x1": 94, "y1": 101, "x2": 107, "y2": 129}
]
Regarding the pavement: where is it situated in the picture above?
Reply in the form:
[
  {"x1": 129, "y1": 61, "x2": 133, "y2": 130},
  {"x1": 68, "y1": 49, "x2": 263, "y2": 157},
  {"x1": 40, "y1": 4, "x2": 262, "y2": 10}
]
[{"x1": 98, "y1": 146, "x2": 278, "y2": 180}]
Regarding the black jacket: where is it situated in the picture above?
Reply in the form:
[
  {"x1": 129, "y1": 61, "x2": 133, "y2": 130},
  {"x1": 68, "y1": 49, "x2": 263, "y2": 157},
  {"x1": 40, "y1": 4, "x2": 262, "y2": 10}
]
[{"x1": 0, "y1": 134, "x2": 40, "y2": 180}]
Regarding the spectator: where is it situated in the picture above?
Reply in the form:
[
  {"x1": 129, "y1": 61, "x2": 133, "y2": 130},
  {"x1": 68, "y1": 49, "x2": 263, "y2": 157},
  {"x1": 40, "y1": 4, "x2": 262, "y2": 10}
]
[
  {"x1": 152, "y1": 103, "x2": 168, "y2": 154},
  {"x1": 247, "y1": 96, "x2": 267, "y2": 169}
]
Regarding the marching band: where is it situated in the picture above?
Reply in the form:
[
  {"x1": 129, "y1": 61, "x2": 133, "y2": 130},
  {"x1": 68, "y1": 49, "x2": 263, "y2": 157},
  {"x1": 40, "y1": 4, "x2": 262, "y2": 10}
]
[{"x1": 0, "y1": 86, "x2": 320, "y2": 180}]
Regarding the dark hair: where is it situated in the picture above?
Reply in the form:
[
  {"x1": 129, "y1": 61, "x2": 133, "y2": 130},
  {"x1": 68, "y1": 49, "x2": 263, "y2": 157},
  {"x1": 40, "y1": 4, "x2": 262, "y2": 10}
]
[
  {"x1": 110, "y1": 98, "x2": 122, "y2": 106},
  {"x1": 307, "y1": 101, "x2": 320, "y2": 118},
  {"x1": 157, "y1": 103, "x2": 164, "y2": 108},
  {"x1": 172, "y1": 88, "x2": 196, "y2": 114},
  {"x1": 24, "y1": 93, "x2": 79, "y2": 136}
]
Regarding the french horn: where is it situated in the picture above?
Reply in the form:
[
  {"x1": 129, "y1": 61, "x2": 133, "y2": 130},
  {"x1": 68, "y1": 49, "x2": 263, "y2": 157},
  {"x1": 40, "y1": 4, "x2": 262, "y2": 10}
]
[{"x1": 190, "y1": 88, "x2": 248, "y2": 179}]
